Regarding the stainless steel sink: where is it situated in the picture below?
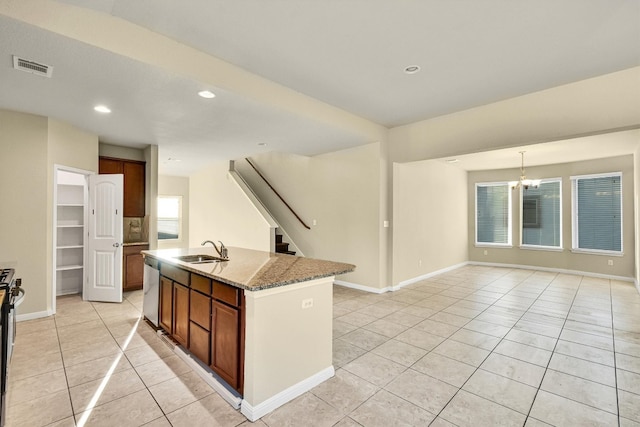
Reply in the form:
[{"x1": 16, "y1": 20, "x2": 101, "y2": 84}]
[{"x1": 173, "y1": 254, "x2": 228, "y2": 264}]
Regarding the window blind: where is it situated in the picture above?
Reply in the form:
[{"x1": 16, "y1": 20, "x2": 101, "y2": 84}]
[
  {"x1": 522, "y1": 180, "x2": 561, "y2": 247},
  {"x1": 476, "y1": 184, "x2": 510, "y2": 245},
  {"x1": 575, "y1": 174, "x2": 621, "y2": 252}
]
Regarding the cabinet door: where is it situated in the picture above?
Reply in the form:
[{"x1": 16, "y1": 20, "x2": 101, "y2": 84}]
[
  {"x1": 123, "y1": 245, "x2": 147, "y2": 291},
  {"x1": 173, "y1": 283, "x2": 190, "y2": 347},
  {"x1": 190, "y1": 290, "x2": 211, "y2": 330},
  {"x1": 123, "y1": 162, "x2": 145, "y2": 217},
  {"x1": 189, "y1": 322, "x2": 210, "y2": 365},
  {"x1": 211, "y1": 300, "x2": 240, "y2": 389},
  {"x1": 159, "y1": 277, "x2": 173, "y2": 333},
  {"x1": 99, "y1": 158, "x2": 123, "y2": 174}
]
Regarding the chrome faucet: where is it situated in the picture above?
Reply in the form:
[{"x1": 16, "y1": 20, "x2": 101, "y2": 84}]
[{"x1": 201, "y1": 240, "x2": 228, "y2": 259}]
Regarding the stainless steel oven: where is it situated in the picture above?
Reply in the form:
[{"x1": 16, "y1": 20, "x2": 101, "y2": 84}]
[{"x1": 0, "y1": 268, "x2": 24, "y2": 427}]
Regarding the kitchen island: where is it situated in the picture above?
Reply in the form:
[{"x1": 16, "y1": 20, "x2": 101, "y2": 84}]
[{"x1": 142, "y1": 247, "x2": 354, "y2": 421}]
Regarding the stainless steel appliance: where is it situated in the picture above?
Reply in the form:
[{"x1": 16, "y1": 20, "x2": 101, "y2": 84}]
[
  {"x1": 143, "y1": 259, "x2": 159, "y2": 327},
  {"x1": 0, "y1": 268, "x2": 24, "y2": 427}
]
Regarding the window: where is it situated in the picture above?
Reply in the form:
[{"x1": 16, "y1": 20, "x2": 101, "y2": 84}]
[
  {"x1": 521, "y1": 179, "x2": 562, "y2": 249},
  {"x1": 572, "y1": 173, "x2": 622, "y2": 253},
  {"x1": 158, "y1": 196, "x2": 182, "y2": 240},
  {"x1": 476, "y1": 183, "x2": 511, "y2": 246}
]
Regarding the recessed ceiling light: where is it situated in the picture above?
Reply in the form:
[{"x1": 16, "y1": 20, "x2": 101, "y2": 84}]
[
  {"x1": 257, "y1": 143, "x2": 267, "y2": 147},
  {"x1": 167, "y1": 157, "x2": 181, "y2": 162},
  {"x1": 445, "y1": 159, "x2": 459, "y2": 163},
  {"x1": 198, "y1": 90, "x2": 216, "y2": 99},
  {"x1": 94, "y1": 105, "x2": 111, "y2": 113},
  {"x1": 404, "y1": 65, "x2": 421, "y2": 74}
]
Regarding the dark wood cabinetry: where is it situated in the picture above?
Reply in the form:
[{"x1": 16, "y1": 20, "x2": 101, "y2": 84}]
[
  {"x1": 123, "y1": 244, "x2": 149, "y2": 291},
  {"x1": 159, "y1": 276, "x2": 173, "y2": 333},
  {"x1": 123, "y1": 161, "x2": 145, "y2": 218},
  {"x1": 157, "y1": 264, "x2": 244, "y2": 393},
  {"x1": 173, "y1": 283, "x2": 190, "y2": 347},
  {"x1": 99, "y1": 156, "x2": 146, "y2": 217},
  {"x1": 189, "y1": 290, "x2": 211, "y2": 364},
  {"x1": 212, "y1": 300, "x2": 240, "y2": 389}
]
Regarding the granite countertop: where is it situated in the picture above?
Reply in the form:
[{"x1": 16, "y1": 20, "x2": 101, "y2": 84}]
[
  {"x1": 123, "y1": 242, "x2": 150, "y2": 247},
  {"x1": 142, "y1": 247, "x2": 355, "y2": 291}
]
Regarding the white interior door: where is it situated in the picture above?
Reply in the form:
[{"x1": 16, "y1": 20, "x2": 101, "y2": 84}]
[{"x1": 85, "y1": 174, "x2": 123, "y2": 302}]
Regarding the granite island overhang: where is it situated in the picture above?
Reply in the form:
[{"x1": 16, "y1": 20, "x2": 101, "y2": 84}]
[{"x1": 142, "y1": 247, "x2": 355, "y2": 421}]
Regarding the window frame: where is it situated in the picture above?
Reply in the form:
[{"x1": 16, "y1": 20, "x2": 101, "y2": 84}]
[
  {"x1": 519, "y1": 177, "x2": 563, "y2": 252},
  {"x1": 157, "y1": 195, "x2": 183, "y2": 242},
  {"x1": 570, "y1": 172, "x2": 623, "y2": 256},
  {"x1": 475, "y1": 181, "x2": 512, "y2": 248}
]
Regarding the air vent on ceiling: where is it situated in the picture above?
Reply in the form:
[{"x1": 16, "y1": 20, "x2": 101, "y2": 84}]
[{"x1": 12, "y1": 55, "x2": 53, "y2": 78}]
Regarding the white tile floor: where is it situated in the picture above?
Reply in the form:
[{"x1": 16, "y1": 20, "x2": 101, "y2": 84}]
[{"x1": 6, "y1": 265, "x2": 640, "y2": 426}]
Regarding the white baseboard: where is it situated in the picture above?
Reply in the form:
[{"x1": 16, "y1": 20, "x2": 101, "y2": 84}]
[
  {"x1": 16, "y1": 310, "x2": 52, "y2": 322},
  {"x1": 468, "y1": 261, "x2": 636, "y2": 283},
  {"x1": 394, "y1": 262, "x2": 469, "y2": 291},
  {"x1": 334, "y1": 280, "x2": 390, "y2": 294},
  {"x1": 170, "y1": 338, "x2": 242, "y2": 410},
  {"x1": 241, "y1": 366, "x2": 335, "y2": 422}
]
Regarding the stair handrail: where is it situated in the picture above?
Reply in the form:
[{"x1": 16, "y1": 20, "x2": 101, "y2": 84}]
[{"x1": 244, "y1": 158, "x2": 311, "y2": 230}]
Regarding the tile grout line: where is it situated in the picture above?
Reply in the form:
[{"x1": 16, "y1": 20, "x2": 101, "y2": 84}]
[
  {"x1": 427, "y1": 269, "x2": 560, "y2": 425},
  {"x1": 609, "y1": 280, "x2": 621, "y2": 427},
  {"x1": 54, "y1": 312, "x2": 79, "y2": 427},
  {"x1": 520, "y1": 273, "x2": 582, "y2": 425}
]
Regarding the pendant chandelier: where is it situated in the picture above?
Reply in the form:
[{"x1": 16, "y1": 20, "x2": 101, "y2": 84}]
[{"x1": 509, "y1": 151, "x2": 540, "y2": 190}]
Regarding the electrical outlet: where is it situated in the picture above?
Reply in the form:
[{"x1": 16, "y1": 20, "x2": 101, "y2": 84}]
[
  {"x1": 312, "y1": 219, "x2": 317, "y2": 226},
  {"x1": 419, "y1": 260, "x2": 422, "y2": 267},
  {"x1": 608, "y1": 259, "x2": 614, "y2": 266},
  {"x1": 484, "y1": 250, "x2": 488, "y2": 256},
  {"x1": 301, "y1": 298, "x2": 313, "y2": 309}
]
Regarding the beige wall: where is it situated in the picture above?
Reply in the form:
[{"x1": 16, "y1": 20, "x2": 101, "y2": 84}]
[
  {"x1": 0, "y1": 111, "x2": 49, "y2": 316},
  {"x1": 393, "y1": 160, "x2": 468, "y2": 285},
  {"x1": 635, "y1": 147, "x2": 640, "y2": 290},
  {"x1": 388, "y1": 67, "x2": 640, "y2": 164},
  {"x1": 468, "y1": 155, "x2": 635, "y2": 278},
  {"x1": 48, "y1": 118, "x2": 99, "y2": 313},
  {"x1": 243, "y1": 278, "x2": 333, "y2": 407},
  {"x1": 236, "y1": 143, "x2": 384, "y2": 289},
  {"x1": 189, "y1": 161, "x2": 272, "y2": 251},
  {"x1": 158, "y1": 175, "x2": 190, "y2": 249},
  {"x1": 0, "y1": 110, "x2": 99, "y2": 317},
  {"x1": 99, "y1": 143, "x2": 145, "y2": 162}
]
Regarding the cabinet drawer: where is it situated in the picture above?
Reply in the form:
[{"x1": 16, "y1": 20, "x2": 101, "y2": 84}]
[
  {"x1": 191, "y1": 273, "x2": 211, "y2": 295},
  {"x1": 161, "y1": 264, "x2": 189, "y2": 286},
  {"x1": 190, "y1": 289, "x2": 211, "y2": 330},
  {"x1": 213, "y1": 280, "x2": 240, "y2": 307},
  {"x1": 189, "y1": 322, "x2": 210, "y2": 365}
]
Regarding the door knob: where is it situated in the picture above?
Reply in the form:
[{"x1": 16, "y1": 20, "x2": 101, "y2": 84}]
[{"x1": 113, "y1": 242, "x2": 121, "y2": 247}]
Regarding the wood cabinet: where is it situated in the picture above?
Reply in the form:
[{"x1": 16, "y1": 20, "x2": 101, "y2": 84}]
[
  {"x1": 212, "y1": 300, "x2": 240, "y2": 389},
  {"x1": 123, "y1": 244, "x2": 148, "y2": 291},
  {"x1": 159, "y1": 276, "x2": 173, "y2": 333},
  {"x1": 173, "y1": 282, "x2": 190, "y2": 347},
  {"x1": 189, "y1": 288, "x2": 211, "y2": 364},
  {"x1": 123, "y1": 161, "x2": 145, "y2": 218},
  {"x1": 157, "y1": 264, "x2": 244, "y2": 393},
  {"x1": 99, "y1": 156, "x2": 146, "y2": 217}
]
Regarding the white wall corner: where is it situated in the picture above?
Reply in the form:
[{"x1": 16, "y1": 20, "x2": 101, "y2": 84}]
[
  {"x1": 240, "y1": 366, "x2": 334, "y2": 422},
  {"x1": 334, "y1": 280, "x2": 390, "y2": 294},
  {"x1": 393, "y1": 262, "x2": 470, "y2": 291},
  {"x1": 16, "y1": 310, "x2": 53, "y2": 322}
]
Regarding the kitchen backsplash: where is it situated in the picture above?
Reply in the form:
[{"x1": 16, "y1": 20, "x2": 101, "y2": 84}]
[{"x1": 124, "y1": 216, "x2": 149, "y2": 243}]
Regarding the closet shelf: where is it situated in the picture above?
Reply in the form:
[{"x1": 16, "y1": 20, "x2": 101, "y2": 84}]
[{"x1": 56, "y1": 264, "x2": 83, "y2": 271}]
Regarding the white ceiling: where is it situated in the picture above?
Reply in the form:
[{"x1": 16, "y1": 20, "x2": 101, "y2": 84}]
[{"x1": 1, "y1": 0, "x2": 639, "y2": 175}]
